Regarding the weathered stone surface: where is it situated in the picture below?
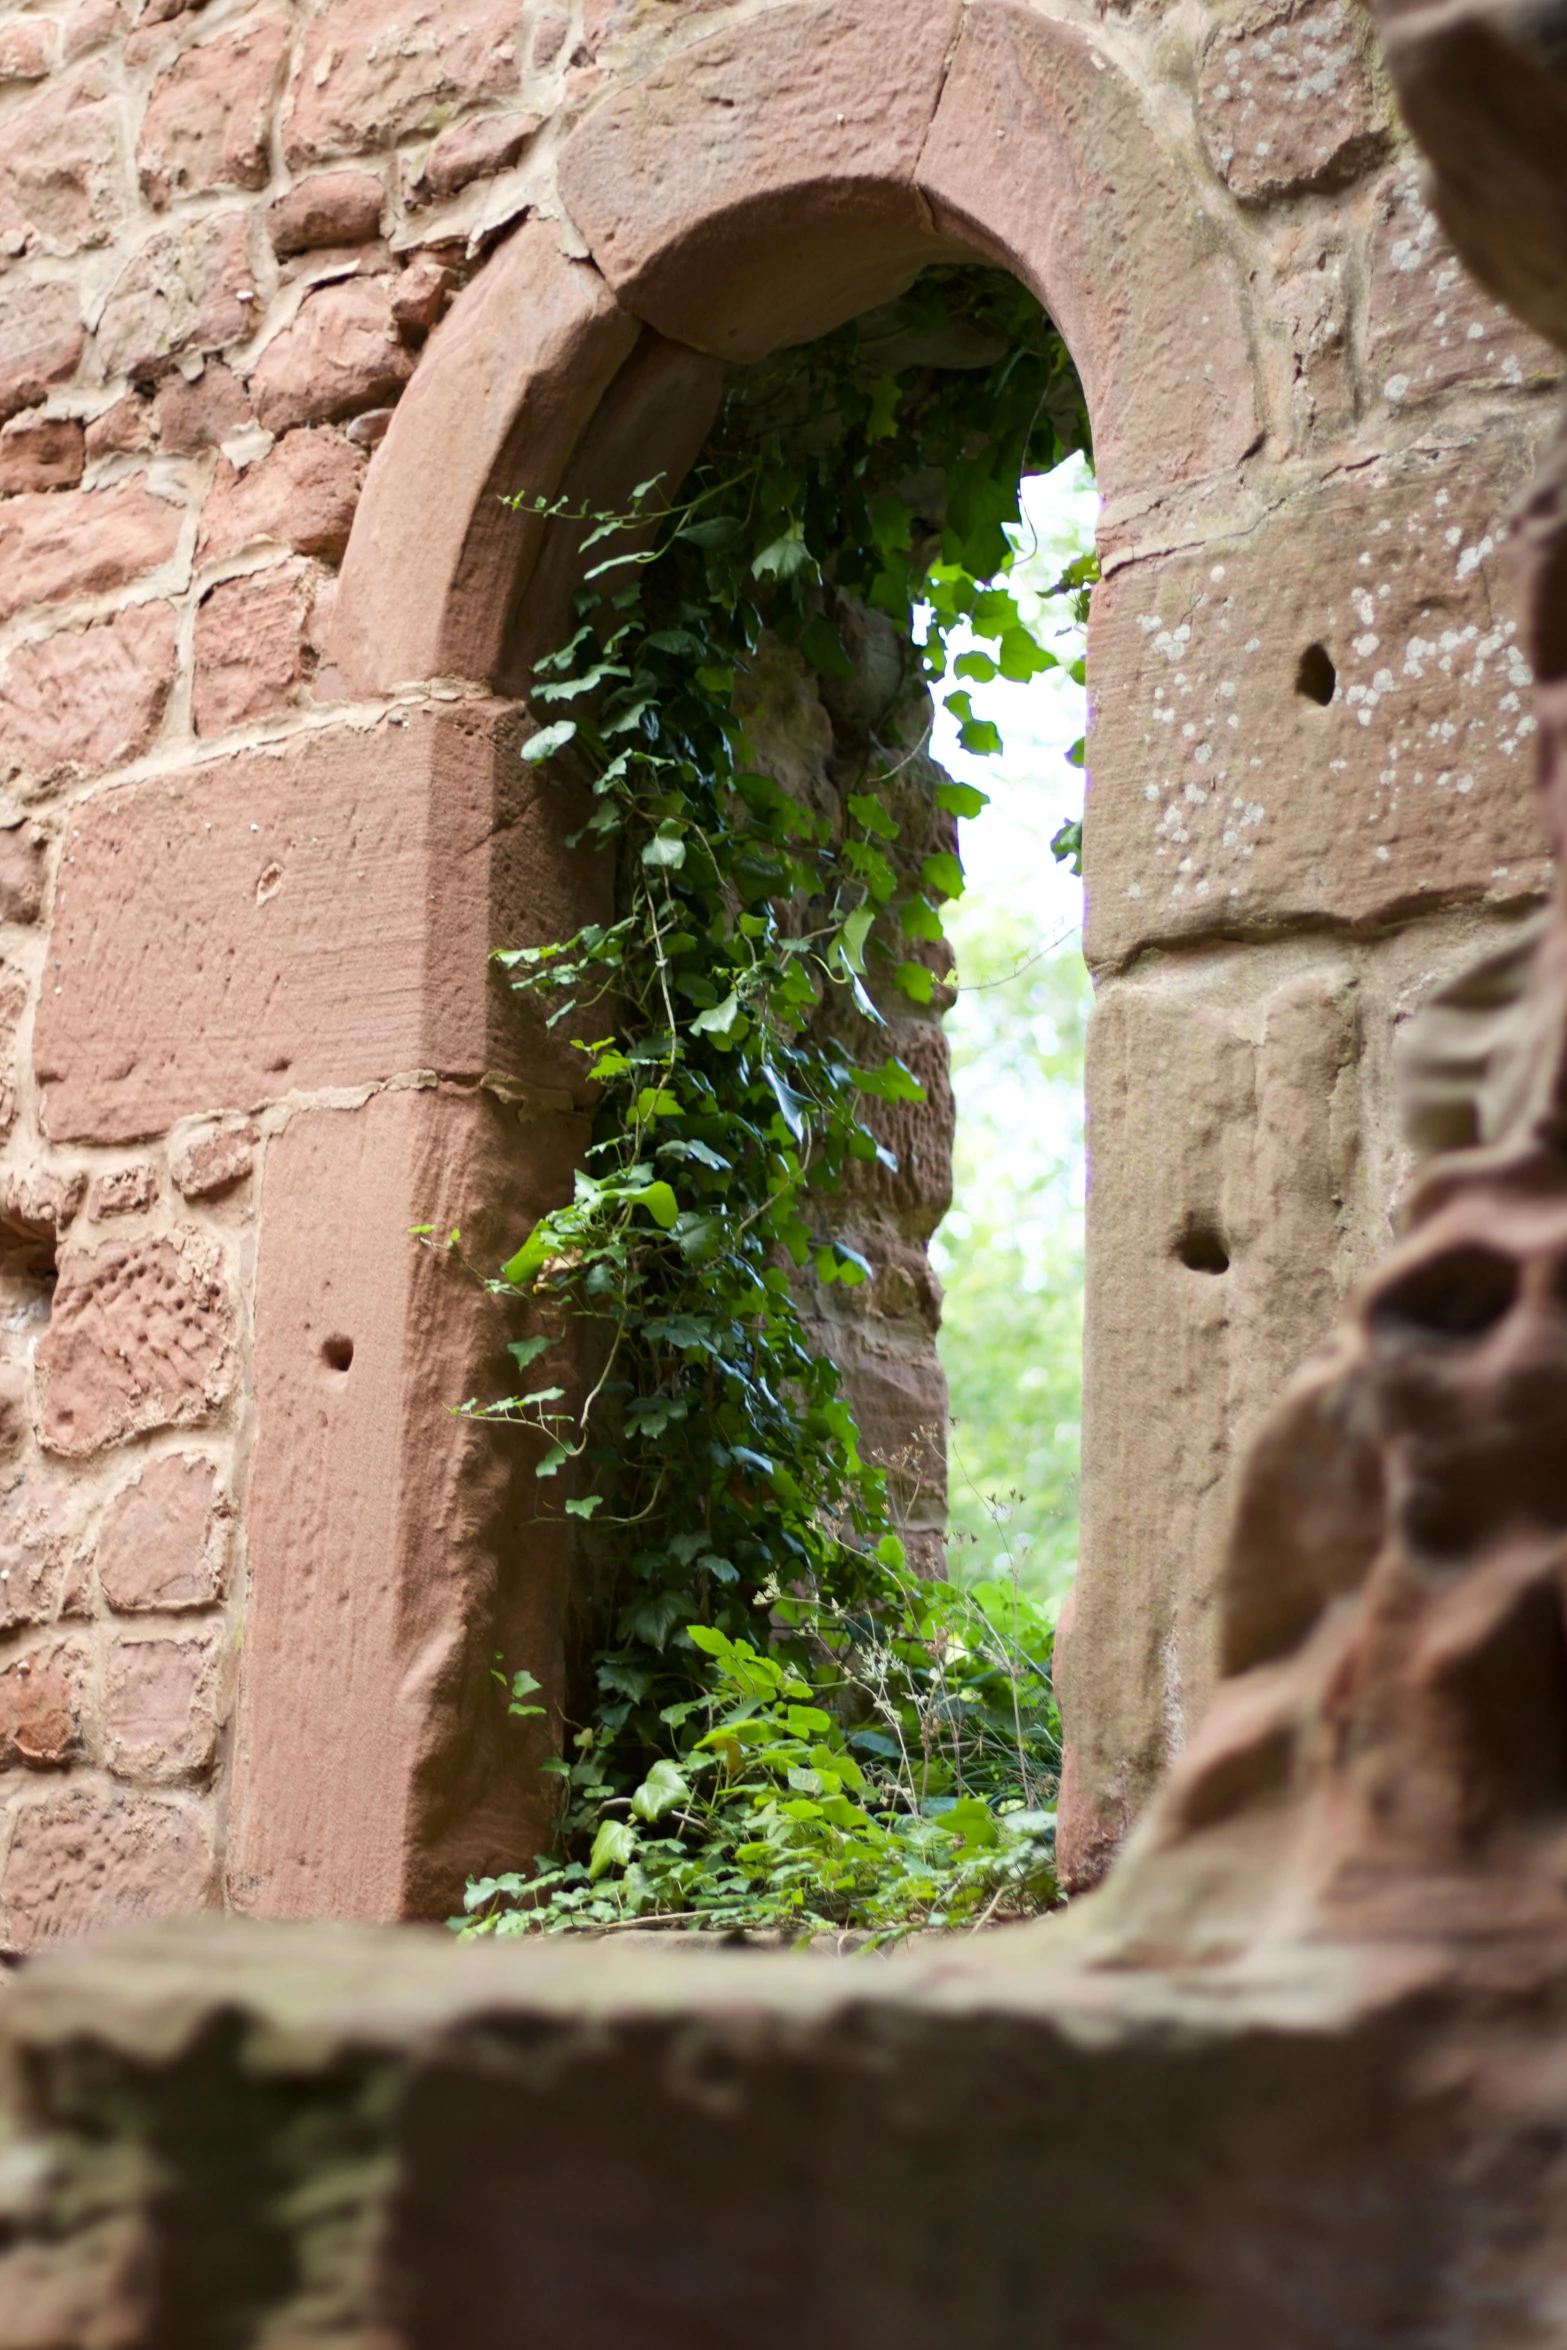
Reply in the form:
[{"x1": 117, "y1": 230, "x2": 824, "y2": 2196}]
[
  {"x1": 0, "y1": 1789, "x2": 211, "y2": 1947},
  {"x1": 0, "y1": 66, "x2": 126, "y2": 255},
  {"x1": 197, "y1": 427, "x2": 365, "y2": 564},
  {"x1": 86, "y1": 1164, "x2": 157, "y2": 1220},
  {"x1": 153, "y1": 359, "x2": 249, "y2": 453},
  {"x1": 193, "y1": 558, "x2": 318, "y2": 735},
  {"x1": 0, "y1": 825, "x2": 49, "y2": 926},
  {"x1": 0, "y1": 600, "x2": 178, "y2": 784},
  {"x1": 1367, "y1": 159, "x2": 1563, "y2": 414},
  {"x1": 168, "y1": 1118, "x2": 256, "y2": 1200},
  {"x1": 560, "y1": 0, "x2": 963, "y2": 363},
  {"x1": 1196, "y1": 0, "x2": 1387, "y2": 199},
  {"x1": 0, "y1": 1474, "x2": 79, "y2": 1637},
  {"x1": 4, "y1": 1167, "x2": 86, "y2": 1236},
  {"x1": 0, "y1": 277, "x2": 83, "y2": 423},
  {"x1": 1085, "y1": 438, "x2": 1549, "y2": 971},
  {"x1": 267, "y1": 168, "x2": 384, "y2": 257},
  {"x1": 97, "y1": 211, "x2": 256, "y2": 383},
  {"x1": 0, "y1": 416, "x2": 83, "y2": 493},
  {"x1": 137, "y1": 15, "x2": 290, "y2": 207},
  {"x1": 250, "y1": 277, "x2": 414, "y2": 434},
  {"x1": 0, "y1": 962, "x2": 26, "y2": 1138},
  {"x1": 35, "y1": 1235, "x2": 237, "y2": 1459},
  {"x1": 96, "y1": 1455, "x2": 225, "y2": 1614},
  {"x1": 34, "y1": 706, "x2": 602, "y2": 1141},
  {"x1": 918, "y1": 0, "x2": 1261, "y2": 503},
  {"x1": 61, "y1": 0, "x2": 122, "y2": 62},
  {"x1": 0, "y1": 1638, "x2": 88, "y2": 1768},
  {"x1": 330, "y1": 218, "x2": 640, "y2": 694},
  {"x1": 420, "y1": 110, "x2": 540, "y2": 199},
  {"x1": 389, "y1": 252, "x2": 454, "y2": 341},
  {"x1": 286, "y1": 0, "x2": 529, "y2": 166},
  {"x1": 0, "y1": 20, "x2": 54, "y2": 80},
  {"x1": 83, "y1": 393, "x2": 151, "y2": 459},
  {"x1": 0, "y1": 484, "x2": 181, "y2": 627},
  {"x1": 230, "y1": 1088, "x2": 580, "y2": 1920},
  {"x1": 103, "y1": 1627, "x2": 220, "y2": 1779}
]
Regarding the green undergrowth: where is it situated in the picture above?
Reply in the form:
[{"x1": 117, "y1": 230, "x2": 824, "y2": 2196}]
[{"x1": 447, "y1": 265, "x2": 1093, "y2": 1941}]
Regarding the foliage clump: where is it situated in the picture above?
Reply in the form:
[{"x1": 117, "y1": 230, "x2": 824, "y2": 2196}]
[{"x1": 452, "y1": 267, "x2": 1092, "y2": 1939}]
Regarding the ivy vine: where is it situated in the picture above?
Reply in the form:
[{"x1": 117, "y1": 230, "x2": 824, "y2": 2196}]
[{"x1": 451, "y1": 266, "x2": 1094, "y2": 1937}]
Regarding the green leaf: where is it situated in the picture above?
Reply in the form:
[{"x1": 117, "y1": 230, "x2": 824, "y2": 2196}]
[
  {"x1": 642, "y1": 820, "x2": 687, "y2": 869},
  {"x1": 521, "y1": 719, "x2": 577, "y2": 764},
  {"x1": 752, "y1": 521, "x2": 814, "y2": 583},
  {"x1": 1050, "y1": 816, "x2": 1083, "y2": 875},
  {"x1": 631, "y1": 1759, "x2": 688, "y2": 1821},
  {"x1": 690, "y1": 991, "x2": 744, "y2": 1038},
  {"x1": 588, "y1": 1819, "x2": 639, "y2": 1879},
  {"x1": 953, "y1": 650, "x2": 997, "y2": 683},
  {"x1": 847, "y1": 792, "x2": 899, "y2": 842},
  {"x1": 935, "y1": 780, "x2": 989, "y2": 819},
  {"x1": 894, "y1": 961, "x2": 934, "y2": 1004},
  {"x1": 867, "y1": 373, "x2": 901, "y2": 441},
  {"x1": 798, "y1": 613, "x2": 853, "y2": 679},
  {"x1": 957, "y1": 716, "x2": 1004, "y2": 757},
  {"x1": 564, "y1": 1495, "x2": 604, "y2": 1520},
  {"x1": 875, "y1": 1533, "x2": 906, "y2": 1570},
  {"x1": 835, "y1": 905, "x2": 875, "y2": 976},
  {"x1": 920, "y1": 851, "x2": 965, "y2": 901},
  {"x1": 636, "y1": 1181, "x2": 679, "y2": 1230}
]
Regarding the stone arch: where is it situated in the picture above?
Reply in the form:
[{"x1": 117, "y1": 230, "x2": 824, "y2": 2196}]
[{"x1": 227, "y1": 0, "x2": 1258, "y2": 1923}]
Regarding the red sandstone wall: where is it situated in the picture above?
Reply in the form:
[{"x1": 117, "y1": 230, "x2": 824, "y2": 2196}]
[{"x1": 0, "y1": 0, "x2": 1557, "y2": 1937}]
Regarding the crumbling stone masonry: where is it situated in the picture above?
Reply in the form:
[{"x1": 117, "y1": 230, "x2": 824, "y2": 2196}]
[{"x1": 0, "y1": 0, "x2": 1557, "y2": 1939}]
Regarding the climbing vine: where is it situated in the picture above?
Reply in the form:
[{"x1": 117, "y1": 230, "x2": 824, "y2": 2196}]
[{"x1": 450, "y1": 266, "x2": 1093, "y2": 1937}]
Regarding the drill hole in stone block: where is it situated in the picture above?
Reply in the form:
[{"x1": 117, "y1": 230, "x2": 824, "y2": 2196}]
[
  {"x1": 1295, "y1": 643, "x2": 1337, "y2": 706},
  {"x1": 321, "y1": 1335, "x2": 354, "y2": 1373},
  {"x1": 1177, "y1": 1223, "x2": 1230, "y2": 1275},
  {"x1": 1370, "y1": 1243, "x2": 1517, "y2": 1342}
]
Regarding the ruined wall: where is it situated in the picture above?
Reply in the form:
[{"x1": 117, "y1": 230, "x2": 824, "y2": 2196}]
[{"x1": 0, "y1": 0, "x2": 1556, "y2": 1939}]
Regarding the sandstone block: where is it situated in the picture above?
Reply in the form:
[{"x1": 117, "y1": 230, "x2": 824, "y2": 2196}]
[
  {"x1": 61, "y1": 0, "x2": 123, "y2": 62},
  {"x1": 0, "y1": 826, "x2": 48, "y2": 926},
  {"x1": 389, "y1": 253, "x2": 455, "y2": 342},
  {"x1": 138, "y1": 15, "x2": 290, "y2": 207},
  {"x1": 197, "y1": 428, "x2": 365, "y2": 565},
  {"x1": 0, "y1": 418, "x2": 84, "y2": 495},
  {"x1": 1367, "y1": 159, "x2": 1563, "y2": 413},
  {"x1": 83, "y1": 395, "x2": 151, "y2": 459},
  {"x1": 532, "y1": 10, "x2": 568, "y2": 68},
  {"x1": 1197, "y1": 0, "x2": 1387, "y2": 199},
  {"x1": 267, "y1": 170, "x2": 384, "y2": 258},
  {"x1": 0, "y1": 1365, "x2": 31, "y2": 1460},
  {"x1": 420, "y1": 112, "x2": 540, "y2": 200},
  {"x1": 250, "y1": 278, "x2": 413, "y2": 434},
  {"x1": 0, "y1": 1638, "x2": 88, "y2": 1768},
  {"x1": 97, "y1": 211, "x2": 256, "y2": 384},
  {"x1": 0, "y1": 21, "x2": 54, "y2": 81},
  {"x1": 0, "y1": 67, "x2": 127, "y2": 256},
  {"x1": 193, "y1": 558, "x2": 318, "y2": 735},
  {"x1": 96, "y1": 1454, "x2": 226, "y2": 1613},
  {"x1": 0, "y1": 1787, "x2": 211, "y2": 1946},
  {"x1": 86, "y1": 1165, "x2": 157, "y2": 1220},
  {"x1": 103, "y1": 1627, "x2": 221, "y2": 1779},
  {"x1": 0, "y1": 1474, "x2": 77, "y2": 1636},
  {"x1": 0, "y1": 601, "x2": 178, "y2": 785},
  {"x1": 168, "y1": 1119, "x2": 256, "y2": 1200},
  {"x1": 153, "y1": 360, "x2": 250, "y2": 454},
  {"x1": 1086, "y1": 438, "x2": 1550, "y2": 970},
  {"x1": 286, "y1": 0, "x2": 528, "y2": 166},
  {"x1": 4, "y1": 1167, "x2": 86, "y2": 1236},
  {"x1": 0, "y1": 278, "x2": 84, "y2": 424},
  {"x1": 35, "y1": 1235, "x2": 237, "y2": 1459},
  {"x1": 0, "y1": 484, "x2": 181, "y2": 627}
]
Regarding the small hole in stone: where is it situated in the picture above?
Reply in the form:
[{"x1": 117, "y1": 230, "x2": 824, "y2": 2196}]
[
  {"x1": 1295, "y1": 643, "x2": 1337, "y2": 706},
  {"x1": 1177, "y1": 1224, "x2": 1230, "y2": 1275},
  {"x1": 321, "y1": 1335, "x2": 354, "y2": 1372}
]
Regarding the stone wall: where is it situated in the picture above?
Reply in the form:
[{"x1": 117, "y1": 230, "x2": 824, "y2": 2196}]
[{"x1": 0, "y1": 0, "x2": 1556, "y2": 1937}]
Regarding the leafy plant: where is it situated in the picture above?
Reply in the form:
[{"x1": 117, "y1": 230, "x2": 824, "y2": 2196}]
[{"x1": 449, "y1": 267, "x2": 1090, "y2": 1936}]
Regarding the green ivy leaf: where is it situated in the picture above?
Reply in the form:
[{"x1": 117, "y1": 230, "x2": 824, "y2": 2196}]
[
  {"x1": 642, "y1": 821, "x2": 687, "y2": 869},
  {"x1": 521, "y1": 719, "x2": 577, "y2": 764},
  {"x1": 631, "y1": 1759, "x2": 688, "y2": 1821},
  {"x1": 588, "y1": 1819, "x2": 639, "y2": 1879}
]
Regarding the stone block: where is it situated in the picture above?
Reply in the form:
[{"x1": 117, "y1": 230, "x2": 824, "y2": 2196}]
[
  {"x1": 267, "y1": 168, "x2": 384, "y2": 258},
  {"x1": 917, "y1": 0, "x2": 1261, "y2": 505},
  {"x1": 137, "y1": 15, "x2": 290, "y2": 207},
  {"x1": 97, "y1": 210, "x2": 256, "y2": 384},
  {"x1": 0, "y1": 825, "x2": 49, "y2": 926},
  {"x1": 193, "y1": 559, "x2": 318, "y2": 736},
  {"x1": 153, "y1": 359, "x2": 250, "y2": 454},
  {"x1": 0, "y1": 484, "x2": 181, "y2": 627},
  {"x1": 1366, "y1": 158, "x2": 1564, "y2": 414},
  {"x1": 1085, "y1": 437, "x2": 1551, "y2": 971},
  {"x1": 197, "y1": 426, "x2": 365, "y2": 564},
  {"x1": 0, "y1": 1638, "x2": 88, "y2": 1768},
  {"x1": 0, "y1": 964, "x2": 26, "y2": 1139},
  {"x1": 389, "y1": 253, "x2": 454, "y2": 342},
  {"x1": 0, "y1": 21, "x2": 54, "y2": 81},
  {"x1": 0, "y1": 66, "x2": 127, "y2": 256},
  {"x1": 0, "y1": 417, "x2": 84, "y2": 494},
  {"x1": 61, "y1": 0, "x2": 122, "y2": 62},
  {"x1": 0, "y1": 277, "x2": 84, "y2": 424},
  {"x1": 0, "y1": 1789, "x2": 211, "y2": 1947},
  {"x1": 103, "y1": 1627, "x2": 221, "y2": 1779},
  {"x1": 559, "y1": 0, "x2": 962, "y2": 362},
  {"x1": 0, "y1": 600, "x2": 178, "y2": 784},
  {"x1": 86, "y1": 1165, "x2": 157, "y2": 1220},
  {"x1": 96, "y1": 1455, "x2": 226, "y2": 1613},
  {"x1": 249, "y1": 277, "x2": 414, "y2": 434},
  {"x1": 0, "y1": 1473, "x2": 79, "y2": 1636},
  {"x1": 420, "y1": 111, "x2": 540, "y2": 200},
  {"x1": 4, "y1": 1167, "x2": 86, "y2": 1236},
  {"x1": 168, "y1": 1118, "x2": 256, "y2": 1200},
  {"x1": 34, "y1": 705, "x2": 604, "y2": 1141},
  {"x1": 286, "y1": 0, "x2": 529, "y2": 166},
  {"x1": 1196, "y1": 0, "x2": 1387, "y2": 199},
  {"x1": 83, "y1": 394, "x2": 151, "y2": 459},
  {"x1": 35, "y1": 1234, "x2": 237, "y2": 1460}
]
